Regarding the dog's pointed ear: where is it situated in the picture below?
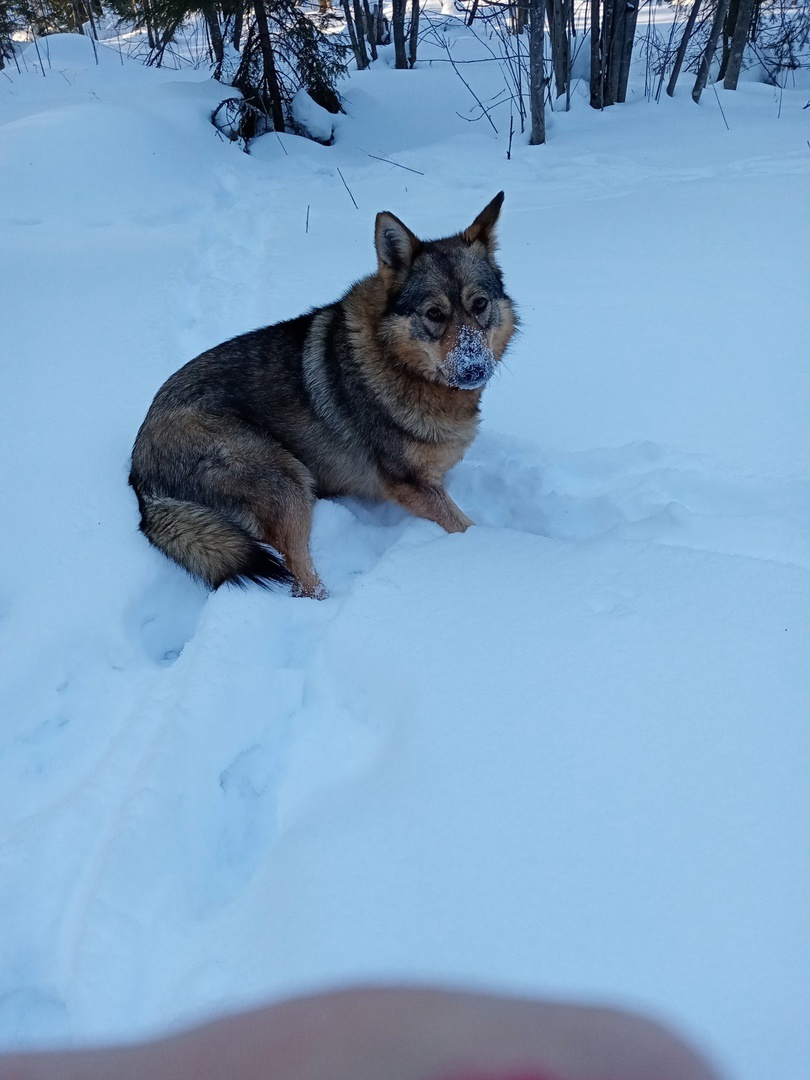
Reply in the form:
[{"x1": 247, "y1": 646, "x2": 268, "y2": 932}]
[
  {"x1": 375, "y1": 212, "x2": 420, "y2": 275},
  {"x1": 462, "y1": 191, "x2": 504, "y2": 256}
]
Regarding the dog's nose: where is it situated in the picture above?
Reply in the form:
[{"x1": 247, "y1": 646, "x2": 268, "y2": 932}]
[{"x1": 458, "y1": 361, "x2": 487, "y2": 385}]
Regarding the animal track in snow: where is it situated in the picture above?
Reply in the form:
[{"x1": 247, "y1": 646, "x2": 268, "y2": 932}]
[
  {"x1": 124, "y1": 566, "x2": 208, "y2": 666},
  {"x1": 453, "y1": 434, "x2": 810, "y2": 570}
]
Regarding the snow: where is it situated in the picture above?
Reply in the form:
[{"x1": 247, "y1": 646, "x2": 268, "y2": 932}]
[
  {"x1": 1, "y1": 22, "x2": 809, "y2": 1080},
  {"x1": 291, "y1": 89, "x2": 336, "y2": 144}
]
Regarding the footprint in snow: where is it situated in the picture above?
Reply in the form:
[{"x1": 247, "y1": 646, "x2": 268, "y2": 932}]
[{"x1": 124, "y1": 567, "x2": 207, "y2": 666}]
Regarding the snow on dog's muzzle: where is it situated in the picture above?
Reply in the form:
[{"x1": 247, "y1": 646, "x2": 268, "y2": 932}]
[{"x1": 444, "y1": 325, "x2": 496, "y2": 390}]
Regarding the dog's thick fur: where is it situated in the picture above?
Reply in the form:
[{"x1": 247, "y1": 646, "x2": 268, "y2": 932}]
[{"x1": 129, "y1": 193, "x2": 516, "y2": 596}]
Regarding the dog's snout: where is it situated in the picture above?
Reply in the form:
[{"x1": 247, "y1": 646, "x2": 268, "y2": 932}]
[{"x1": 443, "y1": 323, "x2": 496, "y2": 390}]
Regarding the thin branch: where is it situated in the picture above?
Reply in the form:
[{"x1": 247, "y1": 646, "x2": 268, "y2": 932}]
[
  {"x1": 359, "y1": 148, "x2": 425, "y2": 174},
  {"x1": 336, "y1": 166, "x2": 359, "y2": 208},
  {"x1": 711, "y1": 80, "x2": 730, "y2": 128},
  {"x1": 427, "y1": 22, "x2": 499, "y2": 133}
]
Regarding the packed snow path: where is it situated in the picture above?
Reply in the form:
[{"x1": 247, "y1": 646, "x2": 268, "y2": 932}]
[{"x1": 1, "y1": 30, "x2": 809, "y2": 1080}]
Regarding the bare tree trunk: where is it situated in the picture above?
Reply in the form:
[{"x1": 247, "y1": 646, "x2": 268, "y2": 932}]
[
  {"x1": 565, "y1": 21, "x2": 572, "y2": 110},
  {"x1": 666, "y1": 0, "x2": 702, "y2": 96},
  {"x1": 512, "y1": 1, "x2": 526, "y2": 34},
  {"x1": 204, "y1": 4, "x2": 225, "y2": 77},
  {"x1": 606, "y1": 0, "x2": 625, "y2": 104},
  {"x1": 253, "y1": 0, "x2": 285, "y2": 131},
  {"x1": 232, "y1": 6, "x2": 243, "y2": 49},
  {"x1": 719, "y1": 0, "x2": 740, "y2": 77},
  {"x1": 590, "y1": 0, "x2": 641, "y2": 105},
  {"x1": 352, "y1": 0, "x2": 369, "y2": 66},
  {"x1": 341, "y1": 0, "x2": 367, "y2": 68},
  {"x1": 71, "y1": 0, "x2": 85, "y2": 33},
  {"x1": 692, "y1": 0, "x2": 729, "y2": 102},
  {"x1": 616, "y1": 0, "x2": 639, "y2": 102},
  {"x1": 589, "y1": 0, "x2": 602, "y2": 108},
  {"x1": 723, "y1": 0, "x2": 756, "y2": 87},
  {"x1": 408, "y1": 0, "x2": 419, "y2": 67},
  {"x1": 85, "y1": 0, "x2": 99, "y2": 39},
  {"x1": 392, "y1": 0, "x2": 407, "y2": 68},
  {"x1": 528, "y1": 0, "x2": 545, "y2": 143},
  {"x1": 599, "y1": 0, "x2": 615, "y2": 104},
  {"x1": 142, "y1": 0, "x2": 156, "y2": 49},
  {"x1": 466, "y1": 0, "x2": 480, "y2": 26},
  {"x1": 750, "y1": 0, "x2": 761, "y2": 40},
  {"x1": 372, "y1": 2, "x2": 386, "y2": 43},
  {"x1": 362, "y1": 0, "x2": 377, "y2": 59},
  {"x1": 547, "y1": 0, "x2": 570, "y2": 100}
]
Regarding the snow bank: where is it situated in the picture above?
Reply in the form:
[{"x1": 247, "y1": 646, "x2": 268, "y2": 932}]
[{"x1": 291, "y1": 89, "x2": 336, "y2": 144}]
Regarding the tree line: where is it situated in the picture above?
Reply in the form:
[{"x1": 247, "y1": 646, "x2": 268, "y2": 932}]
[{"x1": 1, "y1": 0, "x2": 807, "y2": 146}]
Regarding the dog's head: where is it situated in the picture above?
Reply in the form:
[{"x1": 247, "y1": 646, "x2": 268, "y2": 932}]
[{"x1": 374, "y1": 193, "x2": 516, "y2": 391}]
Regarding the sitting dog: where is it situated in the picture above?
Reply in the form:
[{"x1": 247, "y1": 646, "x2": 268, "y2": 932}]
[{"x1": 129, "y1": 193, "x2": 516, "y2": 597}]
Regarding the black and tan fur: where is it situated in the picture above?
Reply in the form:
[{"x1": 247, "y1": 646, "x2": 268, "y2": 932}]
[{"x1": 129, "y1": 192, "x2": 516, "y2": 596}]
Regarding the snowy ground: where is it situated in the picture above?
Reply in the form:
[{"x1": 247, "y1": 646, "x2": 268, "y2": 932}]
[{"x1": 1, "y1": 24, "x2": 809, "y2": 1080}]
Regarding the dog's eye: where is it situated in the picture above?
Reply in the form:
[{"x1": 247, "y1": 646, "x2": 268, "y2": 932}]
[
  {"x1": 472, "y1": 297, "x2": 489, "y2": 314},
  {"x1": 425, "y1": 307, "x2": 445, "y2": 322}
]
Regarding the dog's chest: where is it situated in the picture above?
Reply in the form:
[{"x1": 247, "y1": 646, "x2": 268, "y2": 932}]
[
  {"x1": 404, "y1": 426, "x2": 474, "y2": 483},
  {"x1": 315, "y1": 443, "x2": 384, "y2": 499}
]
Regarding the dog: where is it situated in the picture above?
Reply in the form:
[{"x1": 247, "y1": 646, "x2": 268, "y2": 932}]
[{"x1": 129, "y1": 192, "x2": 516, "y2": 597}]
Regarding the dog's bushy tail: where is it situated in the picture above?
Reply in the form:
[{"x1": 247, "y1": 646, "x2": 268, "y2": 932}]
[{"x1": 137, "y1": 495, "x2": 292, "y2": 590}]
